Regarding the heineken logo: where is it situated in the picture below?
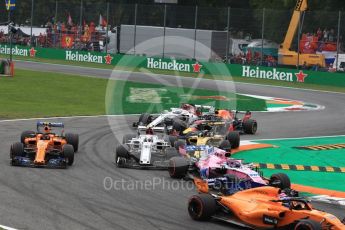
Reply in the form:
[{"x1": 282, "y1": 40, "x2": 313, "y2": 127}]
[
  {"x1": 0, "y1": 45, "x2": 29, "y2": 57},
  {"x1": 65, "y1": 51, "x2": 113, "y2": 65},
  {"x1": 242, "y1": 66, "x2": 309, "y2": 83},
  {"x1": 147, "y1": 58, "x2": 202, "y2": 73}
]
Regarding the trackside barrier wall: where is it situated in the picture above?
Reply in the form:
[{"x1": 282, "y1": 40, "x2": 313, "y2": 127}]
[{"x1": 1, "y1": 44, "x2": 345, "y2": 86}]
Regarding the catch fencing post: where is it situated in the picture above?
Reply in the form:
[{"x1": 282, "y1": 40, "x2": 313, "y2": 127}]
[
  {"x1": 193, "y1": 5, "x2": 198, "y2": 60},
  {"x1": 30, "y1": 0, "x2": 34, "y2": 46},
  {"x1": 261, "y1": 8, "x2": 265, "y2": 65},
  {"x1": 225, "y1": 7, "x2": 230, "y2": 63},
  {"x1": 133, "y1": 3, "x2": 137, "y2": 55},
  {"x1": 336, "y1": 11, "x2": 341, "y2": 71},
  {"x1": 105, "y1": 1, "x2": 110, "y2": 53},
  {"x1": 163, "y1": 4, "x2": 167, "y2": 58}
]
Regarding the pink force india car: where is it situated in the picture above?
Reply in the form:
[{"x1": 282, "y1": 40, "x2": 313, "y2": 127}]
[{"x1": 168, "y1": 145, "x2": 291, "y2": 192}]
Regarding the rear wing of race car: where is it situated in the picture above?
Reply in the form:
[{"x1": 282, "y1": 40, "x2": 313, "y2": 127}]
[{"x1": 37, "y1": 121, "x2": 64, "y2": 129}]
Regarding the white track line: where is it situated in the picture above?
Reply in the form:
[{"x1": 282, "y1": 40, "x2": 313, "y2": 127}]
[{"x1": 0, "y1": 224, "x2": 18, "y2": 230}]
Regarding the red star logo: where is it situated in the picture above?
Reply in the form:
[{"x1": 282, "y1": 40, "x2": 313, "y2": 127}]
[
  {"x1": 104, "y1": 54, "x2": 113, "y2": 65},
  {"x1": 29, "y1": 47, "x2": 37, "y2": 57},
  {"x1": 295, "y1": 70, "x2": 308, "y2": 83},
  {"x1": 192, "y1": 62, "x2": 202, "y2": 73}
]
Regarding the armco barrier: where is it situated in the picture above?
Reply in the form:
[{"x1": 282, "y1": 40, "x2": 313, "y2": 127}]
[{"x1": 1, "y1": 44, "x2": 345, "y2": 87}]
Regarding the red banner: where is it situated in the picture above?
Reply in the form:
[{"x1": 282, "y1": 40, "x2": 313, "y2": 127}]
[{"x1": 61, "y1": 35, "x2": 74, "y2": 48}]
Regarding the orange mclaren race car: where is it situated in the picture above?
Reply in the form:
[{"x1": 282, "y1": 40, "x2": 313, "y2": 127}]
[
  {"x1": 188, "y1": 178, "x2": 345, "y2": 229},
  {"x1": 10, "y1": 121, "x2": 79, "y2": 168}
]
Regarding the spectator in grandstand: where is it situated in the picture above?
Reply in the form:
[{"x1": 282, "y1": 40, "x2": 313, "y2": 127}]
[
  {"x1": 323, "y1": 28, "x2": 329, "y2": 42},
  {"x1": 328, "y1": 29, "x2": 335, "y2": 42},
  {"x1": 317, "y1": 28, "x2": 322, "y2": 41},
  {"x1": 57, "y1": 21, "x2": 62, "y2": 33}
]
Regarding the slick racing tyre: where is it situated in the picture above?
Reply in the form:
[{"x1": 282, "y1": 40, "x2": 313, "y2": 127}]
[
  {"x1": 294, "y1": 219, "x2": 322, "y2": 230},
  {"x1": 174, "y1": 140, "x2": 186, "y2": 151},
  {"x1": 65, "y1": 133, "x2": 79, "y2": 152},
  {"x1": 122, "y1": 134, "x2": 136, "y2": 144},
  {"x1": 269, "y1": 173, "x2": 291, "y2": 189},
  {"x1": 226, "y1": 131, "x2": 240, "y2": 149},
  {"x1": 219, "y1": 140, "x2": 231, "y2": 154},
  {"x1": 116, "y1": 144, "x2": 130, "y2": 159},
  {"x1": 243, "y1": 119, "x2": 257, "y2": 134},
  {"x1": 165, "y1": 147, "x2": 179, "y2": 159},
  {"x1": 168, "y1": 157, "x2": 189, "y2": 179},
  {"x1": 20, "y1": 130, "x2": 35, "y2": 143},
  {"x1": 10, "y1": 142, "x2": 24, "y2": 158},
  {"x1": 188, "y1": 194, "x2": 216, "y2": 221},
  {"x1": 63, "y1": 144, "x2": 75, "y2": 166},
  {"x1": 172, "y1": 119, "x2": 188, "y2": 133},
  {"x1": 139, "y1": 113, "x2": 152, "y2": 125}
]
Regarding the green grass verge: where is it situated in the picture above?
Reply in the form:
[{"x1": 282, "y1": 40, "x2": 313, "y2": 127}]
[
  {"x1": 3, "y1": 54, "x2": 345, "y2": 93},
  {"x1": 106, "y1": 80, "x2": 266, "y2": 114},
  {"x1": 0, "y1": 68, "x2": 266, "y2": 119},
  {"x1": 235, "y1": 136, "x2": 345, "y2": 192}
]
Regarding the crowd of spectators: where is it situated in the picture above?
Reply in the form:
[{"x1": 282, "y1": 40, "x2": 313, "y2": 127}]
[{"x1": 228, "y1": 51, "x2": 277, "y2": 67}]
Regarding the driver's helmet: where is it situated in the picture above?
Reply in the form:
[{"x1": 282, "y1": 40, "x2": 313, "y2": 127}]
[
  {"x1": 229, "y1": 161, "x2": 241, "y2": 168},
  {"x1": 146, "y1": 128, "x2": 154, "y2": 135},
  {"x1": 292, "y1": 201, "x2": 305, "y2": 210},
  {"x1": 43, "y1": 126, "x2": 51, "y2": 133}
]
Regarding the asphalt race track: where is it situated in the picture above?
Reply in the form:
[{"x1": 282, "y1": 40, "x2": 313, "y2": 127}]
[{"x1": 0, "y1": 61, "x2": 344, "y2": 229}]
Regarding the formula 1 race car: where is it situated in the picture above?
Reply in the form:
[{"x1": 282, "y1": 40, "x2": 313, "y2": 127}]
[
  {"x1": 188, "y1": 181, "x2": 345, "y2": 229},
  {"x1": 201, "y1": 110, "x2": 258, "y2": 134},
  {"x1": 168, "y1": 145, "x2": 291, "y2": 190},
  {"x1": 179, "y1": 125, "x2": 240, "y2": 149},
  {"x1": 115, "y1": 129, "x2": 179, "y2": 169},
  {"x1": 132, "y1": 104, "x2": 215, "y2": 134},
  {"x1": 10, "y1": 122, "x2": 79, "y2": 168}
]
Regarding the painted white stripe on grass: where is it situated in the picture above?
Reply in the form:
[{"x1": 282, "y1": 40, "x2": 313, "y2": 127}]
[
  {"x1": 0, "y1": 225, "x2": 18, "y2": 230},
  {"x1": 240, "y1": 93, "x2": 325, "y2": 112}
]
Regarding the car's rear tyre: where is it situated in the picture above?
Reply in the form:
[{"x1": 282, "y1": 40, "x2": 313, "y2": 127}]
[
  {"x1": 269, "y1": 173, "x2": 291, "y2": 189},
  {"x1": 174, "y1": 140, "x2": 186, "y2": 151},
  {"x1": 122, "y1": 134, "x2": 136, "y2": 144},
  {"x1": 168, "y1": 135, "x2": 178, "y2": 147},
  {"x1": 294, "y1": 219, "x2": 322, "y2": 230},
  {"x1": 243, "y1": 119, "x2": 257, "y2": 134},
  {"x1": 116, "y1": 144, "x2": 130, "y2": 159},
  {"x1": 168, "y1": 157, "x2": 189, "y2": 178},
  {"x1": 226, "y1": 131, "x2": 240, "y2": 149},
  {"x1": 165, "y1": 147, "x2": 179, "y2": 159},
  {"x1": 63, "y1": 144, "x2": 75, "y2": 166},
  {"x1": 139, "y1": 113, "x2": 151, "y2": 125},
  {"x1": 188, "y1": 194, "x2": 216, "y2": 221},
  {"x1": 173, "y1": 119, "x2": 188, "y2": 133},
  {"x1": 10, "y1": 142, "x2": 24, "y2": 158},
  {"x1": 20, "y1": 130, "x2": 35, "y2": 143},
  {"x1": 65, "y1": 133, "x2": 79, "y2": 152},
  {"x1": 219, "y1": 140, "x2": 231, "y2": 153}
]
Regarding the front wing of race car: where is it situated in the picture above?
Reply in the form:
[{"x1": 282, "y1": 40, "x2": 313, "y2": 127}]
[
  {"x1": 11, "y1": 156, "x2": 68, "y2": 168},
  {"x1": 115, "y1": 158, "x2": 170, "y2": 170}
]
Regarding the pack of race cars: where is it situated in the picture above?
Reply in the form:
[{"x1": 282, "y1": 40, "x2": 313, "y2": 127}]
[{"x1": 10, "y1": 104, "x2": 345, "y2": 229}]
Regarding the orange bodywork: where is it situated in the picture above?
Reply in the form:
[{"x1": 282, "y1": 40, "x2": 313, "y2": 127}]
[
  {"x1": 217, "y1": 110, "x2": 233, "y2": 120},
  {"x1": 194, "y1": 179, "x2": 345, "y2": 229},
  {"x1": 24, "y1": 134, "x2": 67, "y2": 165}
]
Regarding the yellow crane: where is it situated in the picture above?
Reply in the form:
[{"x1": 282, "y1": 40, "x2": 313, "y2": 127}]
[{"x1": 278, "y1": 0, "x2": 326, "y2": 67}]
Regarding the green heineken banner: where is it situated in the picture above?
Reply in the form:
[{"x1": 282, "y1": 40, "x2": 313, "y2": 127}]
[{"x1": 1, "y1": 44, "x2": 345, "y2": 87}]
